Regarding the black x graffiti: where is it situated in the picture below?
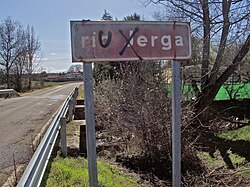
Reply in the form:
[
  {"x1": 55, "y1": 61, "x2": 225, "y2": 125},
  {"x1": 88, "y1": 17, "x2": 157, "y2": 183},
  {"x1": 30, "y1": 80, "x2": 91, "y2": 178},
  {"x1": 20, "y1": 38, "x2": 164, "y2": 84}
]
[{"x1": 119, "y1": 28, "x2": 143, "y2": 60}]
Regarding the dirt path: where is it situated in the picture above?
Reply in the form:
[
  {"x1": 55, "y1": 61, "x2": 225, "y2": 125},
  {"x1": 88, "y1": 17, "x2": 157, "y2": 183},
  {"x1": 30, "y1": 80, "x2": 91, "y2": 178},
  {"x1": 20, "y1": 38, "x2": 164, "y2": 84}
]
[{"x1": 0, "y1": 82, "x2": 81, "y2": 185}]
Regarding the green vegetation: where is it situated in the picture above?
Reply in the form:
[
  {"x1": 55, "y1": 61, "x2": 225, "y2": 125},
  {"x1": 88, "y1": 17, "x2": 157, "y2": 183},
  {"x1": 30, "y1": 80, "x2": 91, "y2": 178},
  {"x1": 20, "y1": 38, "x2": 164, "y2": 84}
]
[
  {"x1": 218, "y1": 126, "x2": 250, "y2": 141},
  {"x1": 18, "y1": 81, "x2": 65, "y2": 95},
  {"x1": 77, "y1": 84, "x2": 84, "y2": 99},
  {"x1": 31, "y1": 81, "x2": 64, "y2": 88},
  {"x1": 175, "y1": 82, "x2": 250, "y2": 101},
  {"x1": 228, "y1": 151, "x2": 246, "y2": 166},
  {"x1": 201, "y1": 126, "x2": 250, "y2": 172},
  {"x1": 200, "y1": 151, "x2": 246, "y2": 169},
  {"x1": 200, "y1": 151, "x2": 224, "y2": 167},
  {"x1": 215, "y1": 83, "x2": 250, "y2": 100},
  {"x1": 238, "y1": 165, "x2": 250, "y2": 176},
  {"x1": 44, "y1": 156, "x2": 139, "y2": 187}
]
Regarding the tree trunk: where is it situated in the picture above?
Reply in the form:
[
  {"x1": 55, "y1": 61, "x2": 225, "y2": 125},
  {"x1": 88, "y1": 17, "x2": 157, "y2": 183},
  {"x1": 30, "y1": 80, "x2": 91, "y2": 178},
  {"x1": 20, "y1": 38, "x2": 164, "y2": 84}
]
[
  {"x1": 208, "y1": 0, "x2": 231, "y2": 85},
  {"x1": 195, "y1": 34, "x2": 250, "y2": 113},
  {"x1": 16, "y1": 74, "x2": 22, "y2": 92},
  {"x1": 6, "y1": 68, "x2": 10, "y2": 89},
  {"x1": 201, "y1": 0, "x2": 211, "y2": 89},
  {"x1": 28, "y1": 74, "x2": 32, "y2": 90}
]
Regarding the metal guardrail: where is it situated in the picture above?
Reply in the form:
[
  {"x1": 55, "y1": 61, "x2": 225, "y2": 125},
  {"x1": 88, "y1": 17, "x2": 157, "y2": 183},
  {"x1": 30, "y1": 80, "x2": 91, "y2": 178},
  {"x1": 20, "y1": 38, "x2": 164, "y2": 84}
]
[{"x1": 17, "y1": 87, "x2": 78, "y2": 187}]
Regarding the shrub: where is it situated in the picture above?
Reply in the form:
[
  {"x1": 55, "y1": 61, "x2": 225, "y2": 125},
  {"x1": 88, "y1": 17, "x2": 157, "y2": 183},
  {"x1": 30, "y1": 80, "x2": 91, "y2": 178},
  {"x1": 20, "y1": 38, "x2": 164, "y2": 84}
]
[{"x1": 94, "y1": 61, "x2": 206, "y2": 181}]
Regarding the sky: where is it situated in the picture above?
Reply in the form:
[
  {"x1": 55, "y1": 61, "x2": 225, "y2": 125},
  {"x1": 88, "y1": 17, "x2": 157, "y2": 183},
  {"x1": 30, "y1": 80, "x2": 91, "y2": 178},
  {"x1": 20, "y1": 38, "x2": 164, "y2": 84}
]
[{"x1": 0, "y1": 0, "x2": 160, "y2": 73}]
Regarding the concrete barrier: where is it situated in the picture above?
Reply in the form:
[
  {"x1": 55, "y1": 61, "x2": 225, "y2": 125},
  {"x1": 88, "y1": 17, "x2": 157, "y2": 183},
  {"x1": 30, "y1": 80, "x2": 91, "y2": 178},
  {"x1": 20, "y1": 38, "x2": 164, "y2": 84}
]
[
  {"x1": 74, "y1": 105, "x2": 85, "y2": 120},
  {"x1": 0, "y1": 89, "x2": 20, "y2": 98},
  {"x1": 76, "y1": 99, "x2": 85, "y2": 105}
]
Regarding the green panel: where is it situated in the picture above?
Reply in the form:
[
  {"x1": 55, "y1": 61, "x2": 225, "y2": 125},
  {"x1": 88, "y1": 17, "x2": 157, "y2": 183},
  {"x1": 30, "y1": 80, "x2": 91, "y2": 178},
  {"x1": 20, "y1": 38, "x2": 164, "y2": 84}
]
[
  {"x1": 167, "y1": 83, "x2": 250, "y2": 101},
  {"x1": 215, "y1": 83, "x2": 250, "y2": 100}
]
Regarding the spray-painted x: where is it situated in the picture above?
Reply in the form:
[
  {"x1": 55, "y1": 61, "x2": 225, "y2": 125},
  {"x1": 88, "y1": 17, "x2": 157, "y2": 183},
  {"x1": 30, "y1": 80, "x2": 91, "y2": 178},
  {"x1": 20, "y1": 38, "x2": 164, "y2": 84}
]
[{"x1": 119, "y1": 28, "x2": 143, "y2": 60}]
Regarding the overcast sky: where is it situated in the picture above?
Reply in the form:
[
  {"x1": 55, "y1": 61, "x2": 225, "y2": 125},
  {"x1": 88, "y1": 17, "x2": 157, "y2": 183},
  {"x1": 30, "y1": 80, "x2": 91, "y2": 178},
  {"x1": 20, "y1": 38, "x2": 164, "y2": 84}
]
[{"x1": 0, "y1": 0, "x2": 160, "y2": 72}]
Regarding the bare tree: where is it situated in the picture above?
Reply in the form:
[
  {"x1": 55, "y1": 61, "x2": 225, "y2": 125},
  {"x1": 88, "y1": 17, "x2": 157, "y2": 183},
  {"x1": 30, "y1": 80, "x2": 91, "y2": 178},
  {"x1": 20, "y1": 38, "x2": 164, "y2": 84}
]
[
  {"x1": 11, "y1": 30, "x2": 27, "y2": 92},
  {"x1": 0, "y1": 17, "x2": 23, "y2": 88},
  {"x1": 0, "y1": 66, "x2": 4, "y2": 87},
  {"x1": 142, "y1": 0, "x2": 250, "y2": 171},
  {"x1": 67, "y1": 64, "x2": 83, "y2": 73},
  {"x1": 146, "y1": 0, "x2": 250, "y2": 113},
  {"x1": 25, "y1": 25, "x2": 41, "y2": 90}
]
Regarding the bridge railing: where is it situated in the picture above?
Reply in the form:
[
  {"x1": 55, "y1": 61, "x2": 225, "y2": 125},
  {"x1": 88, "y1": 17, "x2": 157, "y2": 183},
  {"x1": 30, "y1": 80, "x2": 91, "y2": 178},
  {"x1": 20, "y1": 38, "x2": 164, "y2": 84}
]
[{"x1": 17, "y1": 87, "x2": 78, "y2": 187}]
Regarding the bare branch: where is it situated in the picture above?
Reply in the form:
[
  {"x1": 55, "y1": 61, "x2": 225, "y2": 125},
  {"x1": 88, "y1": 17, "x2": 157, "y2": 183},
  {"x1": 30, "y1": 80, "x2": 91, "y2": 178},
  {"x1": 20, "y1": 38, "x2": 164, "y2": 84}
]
[
  {"x1": 209, "y1": 0, "x2": 232, "y2": 85},
  {"x1": 216, "y1": 34, "x2": 250, "y2": 88}
]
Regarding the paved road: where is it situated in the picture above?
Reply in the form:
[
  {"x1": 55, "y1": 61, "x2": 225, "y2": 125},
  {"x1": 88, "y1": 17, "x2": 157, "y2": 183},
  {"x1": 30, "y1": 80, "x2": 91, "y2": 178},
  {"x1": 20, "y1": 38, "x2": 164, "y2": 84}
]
[{"x1": 0, "y1": 82, "x2": 81, "y2": 185}]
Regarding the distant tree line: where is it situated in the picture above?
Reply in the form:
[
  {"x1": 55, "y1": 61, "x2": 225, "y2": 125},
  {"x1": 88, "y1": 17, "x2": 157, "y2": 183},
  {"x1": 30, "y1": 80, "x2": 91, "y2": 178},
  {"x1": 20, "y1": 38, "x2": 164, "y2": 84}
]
[{"x1": 0, "y1": 17, "x2": 41, "y2": 91}]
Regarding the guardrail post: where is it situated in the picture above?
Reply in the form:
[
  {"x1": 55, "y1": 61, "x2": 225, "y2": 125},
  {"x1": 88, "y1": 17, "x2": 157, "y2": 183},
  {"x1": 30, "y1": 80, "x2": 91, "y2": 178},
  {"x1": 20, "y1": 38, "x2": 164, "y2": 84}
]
[
  {"x1": 68, "y1": 98, "x2": 74, "y2": 121},
  {"x1": 75, "y1": 87, "x2": 79, "y2": 98},
  {"x1": 60, "y1": 117, "x2": 67, "y2": 157},
  {"x1": 73, "y1": 88, "x2": 78, "y2": 114}
]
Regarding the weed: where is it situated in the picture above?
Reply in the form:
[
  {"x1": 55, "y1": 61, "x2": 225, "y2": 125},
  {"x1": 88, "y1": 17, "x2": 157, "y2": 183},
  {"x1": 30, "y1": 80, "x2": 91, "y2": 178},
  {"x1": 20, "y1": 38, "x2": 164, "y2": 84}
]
[
  {"x1": 218, "y1": 126, "x2": 250, "y2": 141},
  {"x1": 77, "y1": 84, "x2": 84, "y2": 99},
  {"x1": 44, "y1": 156, "x2": 139, "y2": 187}
]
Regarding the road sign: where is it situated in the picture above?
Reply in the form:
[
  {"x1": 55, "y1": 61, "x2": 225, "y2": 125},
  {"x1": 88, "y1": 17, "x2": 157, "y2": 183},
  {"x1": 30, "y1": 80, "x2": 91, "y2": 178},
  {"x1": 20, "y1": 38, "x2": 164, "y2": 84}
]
[
  {"x1": 70, "y1": 21, "x2": 191, "y2": 62},
  {"x1": 70, "y1": 21, "x2": 191, "y2": 187}
]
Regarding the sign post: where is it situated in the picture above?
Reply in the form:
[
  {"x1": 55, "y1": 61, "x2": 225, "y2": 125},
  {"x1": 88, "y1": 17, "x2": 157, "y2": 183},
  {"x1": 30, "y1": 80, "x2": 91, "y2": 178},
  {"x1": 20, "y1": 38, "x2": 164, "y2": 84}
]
[
  {"x1": 171, "y1": 60, "x2": 181, "y2": 187},
  {"x1": 70, "y1": 21, "x2": 191, "y2": 187},
  {"x1": 83, "y1": 63, "x2": 98, "y2": 187}
]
